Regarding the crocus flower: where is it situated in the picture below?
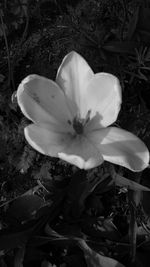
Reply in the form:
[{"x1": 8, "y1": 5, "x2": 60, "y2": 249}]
[{"x1": 17, "y1": 51, "x2": 149, "y2": 171}]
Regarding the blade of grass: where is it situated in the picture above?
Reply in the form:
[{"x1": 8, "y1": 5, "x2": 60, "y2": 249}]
[
  {"x1": 128, "y1": 173, "x2": 142, "y2": 263},
  {"x1": 0, "y1": 8, "x2": 15, "y2": 90}
]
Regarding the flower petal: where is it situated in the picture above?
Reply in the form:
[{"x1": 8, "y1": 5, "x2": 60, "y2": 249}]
[
  {"x1": 87, "y1": 127, "x2": 149, "y2": 171},
  {"x1": 58, "y1": 135, "x2": 104, "y2": 169},
  {"x1": 17, "y1": 74, "x2": 73, "y2": 129},
  {"x1": 25, "y1": 124, "x2": 103, "y2": 169},
  {"x1": 84, "y1": 73, "x2": 122, "y2": 129},
  {"x1": 56, "y1": 51, "x2": 94, "y2": 117},
  {"x1": 24, "y1": 124, "x2": 72, "y2": 156}
]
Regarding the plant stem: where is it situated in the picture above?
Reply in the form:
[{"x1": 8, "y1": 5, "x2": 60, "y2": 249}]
[{"x1": 128, "y1": 173, "x2": 141, "y2": 263}]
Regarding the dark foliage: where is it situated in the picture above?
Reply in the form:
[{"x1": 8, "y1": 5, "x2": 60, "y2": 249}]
[{"x1": 0, "y1": 0, "x2": 150, "y2": 266}]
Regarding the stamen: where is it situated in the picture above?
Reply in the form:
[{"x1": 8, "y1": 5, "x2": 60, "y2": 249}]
[
  {"x1": 84, "y1": 110, "x2": 91, "y2": 124},
  {"x1": 73, "y1": 117, "x2": 83, "y2": 134},
  {"x1": 72, "y1": 110, "x2": 91, "y2": 135}
]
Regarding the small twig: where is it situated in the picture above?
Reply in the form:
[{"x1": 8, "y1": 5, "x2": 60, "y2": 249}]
[
  {"x1": 37, "y1": 180, "x2": 49, "y2": 193},
  {"x1": 0, "y1": 8, "x2": 14, "y2": 90},
  {"x1": 0, "y1": 185, "x2": 41, "y2": 208}
]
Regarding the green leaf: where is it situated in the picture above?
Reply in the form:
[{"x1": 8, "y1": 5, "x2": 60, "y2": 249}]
[
  {"x1": 24, "y1": 247, "x2": 47, "y2": 263},
  {"x1": 14, "y1": 247, "x2": 25, "y2": 267},
  {"x1": 0, "y1": 74, "x2": 5, "y2": 83},
  {"x1": 78, "y1": 240, "x2": 125, "y2": 267},
  {"x1": 136, "y1": 251, "x2": 150, "y2": 267},
  {"x1": 103, "y1": 41, "x2": 137, "y2": 54},
  {"x1": 81, "y1": 216, "x2": 121, "y2": 242},
  {"x1": 0, "y1": 193, "x2": 64, "y2": 250},
  {"x1": 140, "y1": 169, "x2": 150, "y2": 215},
  {"x1": 114, "y1": 174, "x2": 150, "y2": 191},
  {"x1": 142, "y1": 190, "x2": 150, "y2": 215},
  {"x1": 41, "y1": 260, "x2": 54, "y2": 267},
  {"x1": 6, "y1": 195, "x2": 44, "y2": 224},
  {"x1": 0, "y1": 258, "x2": 7, "y2": 267},
  {"x1": 65, "y1": 254, "x2": 87, "y2": 267},
  {"x1": 64, "y1": 170, "x2": 101, "y2": 219},
  {"x1": 0, "y1": 226, "x2": 33, "y2": 250},
  {"x1": 29, "y1": 224, "x2": 80, "y2": 247}
]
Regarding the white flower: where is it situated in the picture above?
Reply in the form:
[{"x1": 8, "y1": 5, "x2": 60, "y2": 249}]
[{"x1": 17, "y1": 51, "x2": 149, "y2": 171}]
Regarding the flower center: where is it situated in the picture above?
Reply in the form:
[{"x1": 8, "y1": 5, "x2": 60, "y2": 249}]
[
  {"x1": 72, "y1": 110, "x2": 91, "y2": 135},
  {"x1": 73, "y1": 118, "x2": 84, "y2": 134}
]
